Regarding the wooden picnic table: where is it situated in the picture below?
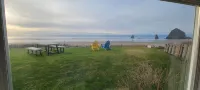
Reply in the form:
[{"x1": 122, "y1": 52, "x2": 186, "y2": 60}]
[
  {"x1": 26, "y1": 47, "x2": 43, "y2": 56},
  {"x1": 37, "y1": 43, "x2": 60, "y2": 56}
]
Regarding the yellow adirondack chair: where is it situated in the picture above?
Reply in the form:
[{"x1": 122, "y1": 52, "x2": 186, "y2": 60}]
[{"x1": 91, "y1": 41, "x2": 100, "y2": 51}]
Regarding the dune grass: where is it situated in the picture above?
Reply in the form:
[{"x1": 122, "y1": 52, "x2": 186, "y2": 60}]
[{"x1": 10, "y1": 46, "x2": 171, "y2": 90}]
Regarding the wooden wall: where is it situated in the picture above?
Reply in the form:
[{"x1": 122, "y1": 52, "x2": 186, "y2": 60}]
[
  {"x1": 164, "y1": 43, "x2": 192, "y2": 61},
  {"x1": 164, "y1": 42, "x2": 193, "y2": 90}
]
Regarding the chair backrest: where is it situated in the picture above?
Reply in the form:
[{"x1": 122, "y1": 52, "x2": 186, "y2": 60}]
[
  {"x1": 104, "y1": 41, "x2": 110, "y2": 48},
  {"x1": 92, "y1": 41, "x2": 99, "y2": 47}
]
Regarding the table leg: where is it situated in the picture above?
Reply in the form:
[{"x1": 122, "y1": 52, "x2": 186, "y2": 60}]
[
  {"x1": 40, "y1": 50, "x2": 42, "y2": 56},
  {"x1": 56, "y1": 45, "x2": 59, "y2": 54},
  {"x1": 36, "y1": 51, "x2": 38, "y2": 56},
  {"x1": 60, "y1": 48, "x2": 62, "y2": 53},
  {"x1": 47, "y1": 45, "x2": 50, "y2": 56},
  {"x1": 45, "y1": 46, "x2": 47, "y2": 52},
  {"x1": 36, "y1": 44, "x2": 38, "y2": 48}
]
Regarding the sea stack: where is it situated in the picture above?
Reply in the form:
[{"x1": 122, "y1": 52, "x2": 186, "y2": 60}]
[
  {"x1": 166, "y1": 28, "x2": 187, "y2": 39},
  {"x1": 155, "y1": 34, "x2": 159, "y2": 40}
]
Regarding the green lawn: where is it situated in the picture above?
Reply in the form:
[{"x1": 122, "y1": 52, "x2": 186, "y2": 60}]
[{"x1": 10, "y1": 46, "x2": 171, "y2": 90}]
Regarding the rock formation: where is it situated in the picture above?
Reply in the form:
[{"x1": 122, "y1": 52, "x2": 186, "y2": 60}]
[{"x1": 166, "y1": 28, "x2": 188, "y2": 39}]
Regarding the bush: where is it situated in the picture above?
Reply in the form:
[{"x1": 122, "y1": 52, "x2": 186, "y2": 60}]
[{"x1": 118, "y1": 61, "x2": 168, "y2": 90}]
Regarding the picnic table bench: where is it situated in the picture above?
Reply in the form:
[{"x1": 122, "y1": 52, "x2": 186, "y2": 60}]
[
  {"x1": 26, "y1": 47, "x2": 42, "y2": 56},
  {"x1": 36, "y1": 43, "x2": 65, "y2": 56},
  {"x1": 58, "y1": 46, "x2": 65, "y2": 53},
  {"x1": 50, "y1": 45, "x2": 65, "y2": 53}
]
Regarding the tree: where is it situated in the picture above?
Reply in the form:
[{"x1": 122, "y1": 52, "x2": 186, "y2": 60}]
[
  {"x1": 155, "y1": 34, "x2": 159, "y2": 40},
  {"x1": 131, "y1": 35, "x2": 135, "y2": 41}
]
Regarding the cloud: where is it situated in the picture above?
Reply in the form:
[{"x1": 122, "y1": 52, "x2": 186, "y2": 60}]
[{"x1": 5, "y1": 0, "x2": 195, "y2": 36}]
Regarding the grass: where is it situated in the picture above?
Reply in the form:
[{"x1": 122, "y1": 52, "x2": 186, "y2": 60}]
[{"x1": 10, "y1": 46, "x2": 171, "y2": 90}]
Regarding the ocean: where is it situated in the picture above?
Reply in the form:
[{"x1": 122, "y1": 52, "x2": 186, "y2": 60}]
[{"x1": 7, "y1": 34, "x2": 192, "y2": 44}]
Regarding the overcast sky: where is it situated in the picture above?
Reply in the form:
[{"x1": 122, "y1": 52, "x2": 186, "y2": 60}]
[{"x1": 5, "y1": 0, "x2": 195, "y2": 36}]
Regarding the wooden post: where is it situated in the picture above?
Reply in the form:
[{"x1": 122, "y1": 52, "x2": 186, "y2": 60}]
[
  {"x1": 186, "y1": 45, "x2": 192, "y2": 62},
  {"x1": 165, "y1": 44, "x2": 169, "y2": 52},
  {"x1": 174, "y1": 44, "x2": 179, "y2": 57},
  {"x1": 171, "y1": 45, "x2": 176, "y2": 55},
  {"x1": 168, "y1": 44, "x2": 171, "y2": 54},
  {"x1": 171, "y1": 45, "x2": 174, "y2": 55},
  {"x1": 166, "y1": 44, "x2": 169, "y2": 53},
  {"x1": 179, "y1": 44, "x2": 184, "y2": 58},
  {"x1": 167, "y1": 44, "x2": 170, "y2": 53},
  {"x1": 164, "y1": 44, "x2": 167, "y2": 52},
  {"x1": 168, "y1": 44, "x2": 172, "y2": 54},
  {"x1": 182, "y1": 44, "x2": 189, "y2": 59}
]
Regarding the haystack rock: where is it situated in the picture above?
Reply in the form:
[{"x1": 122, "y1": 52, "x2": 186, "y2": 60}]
[{"x1": 166, "y1": 28, "x2": 187, "y2": 39}]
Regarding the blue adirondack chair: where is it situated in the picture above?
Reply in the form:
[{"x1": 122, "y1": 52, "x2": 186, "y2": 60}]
[{"x1": 101, "y1": 40, "x2": 111, "y2": 50}]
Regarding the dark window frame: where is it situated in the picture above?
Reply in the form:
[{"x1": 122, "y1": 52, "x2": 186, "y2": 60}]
[{"x1": 0, "y1": 0, "x2": 13, "y2": 89}]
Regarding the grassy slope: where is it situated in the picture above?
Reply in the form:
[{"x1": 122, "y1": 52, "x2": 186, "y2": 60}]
[{"x1": 10, "y1": 46, "x2": 170, "y2": 90}]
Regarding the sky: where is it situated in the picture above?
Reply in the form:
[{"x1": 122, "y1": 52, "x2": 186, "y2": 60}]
[{"x1": 5, "y1": 0, "x2": 195, "y2": 36}]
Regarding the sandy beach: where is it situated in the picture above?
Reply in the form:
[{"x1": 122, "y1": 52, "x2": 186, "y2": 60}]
[{"x1": 64, "y1": 39, "x2": 191, "y2": 46}]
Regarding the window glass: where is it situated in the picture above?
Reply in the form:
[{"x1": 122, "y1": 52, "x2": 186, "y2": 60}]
[{"x1": 5, "y1": 0, "x2": 195, "y2": 90}]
